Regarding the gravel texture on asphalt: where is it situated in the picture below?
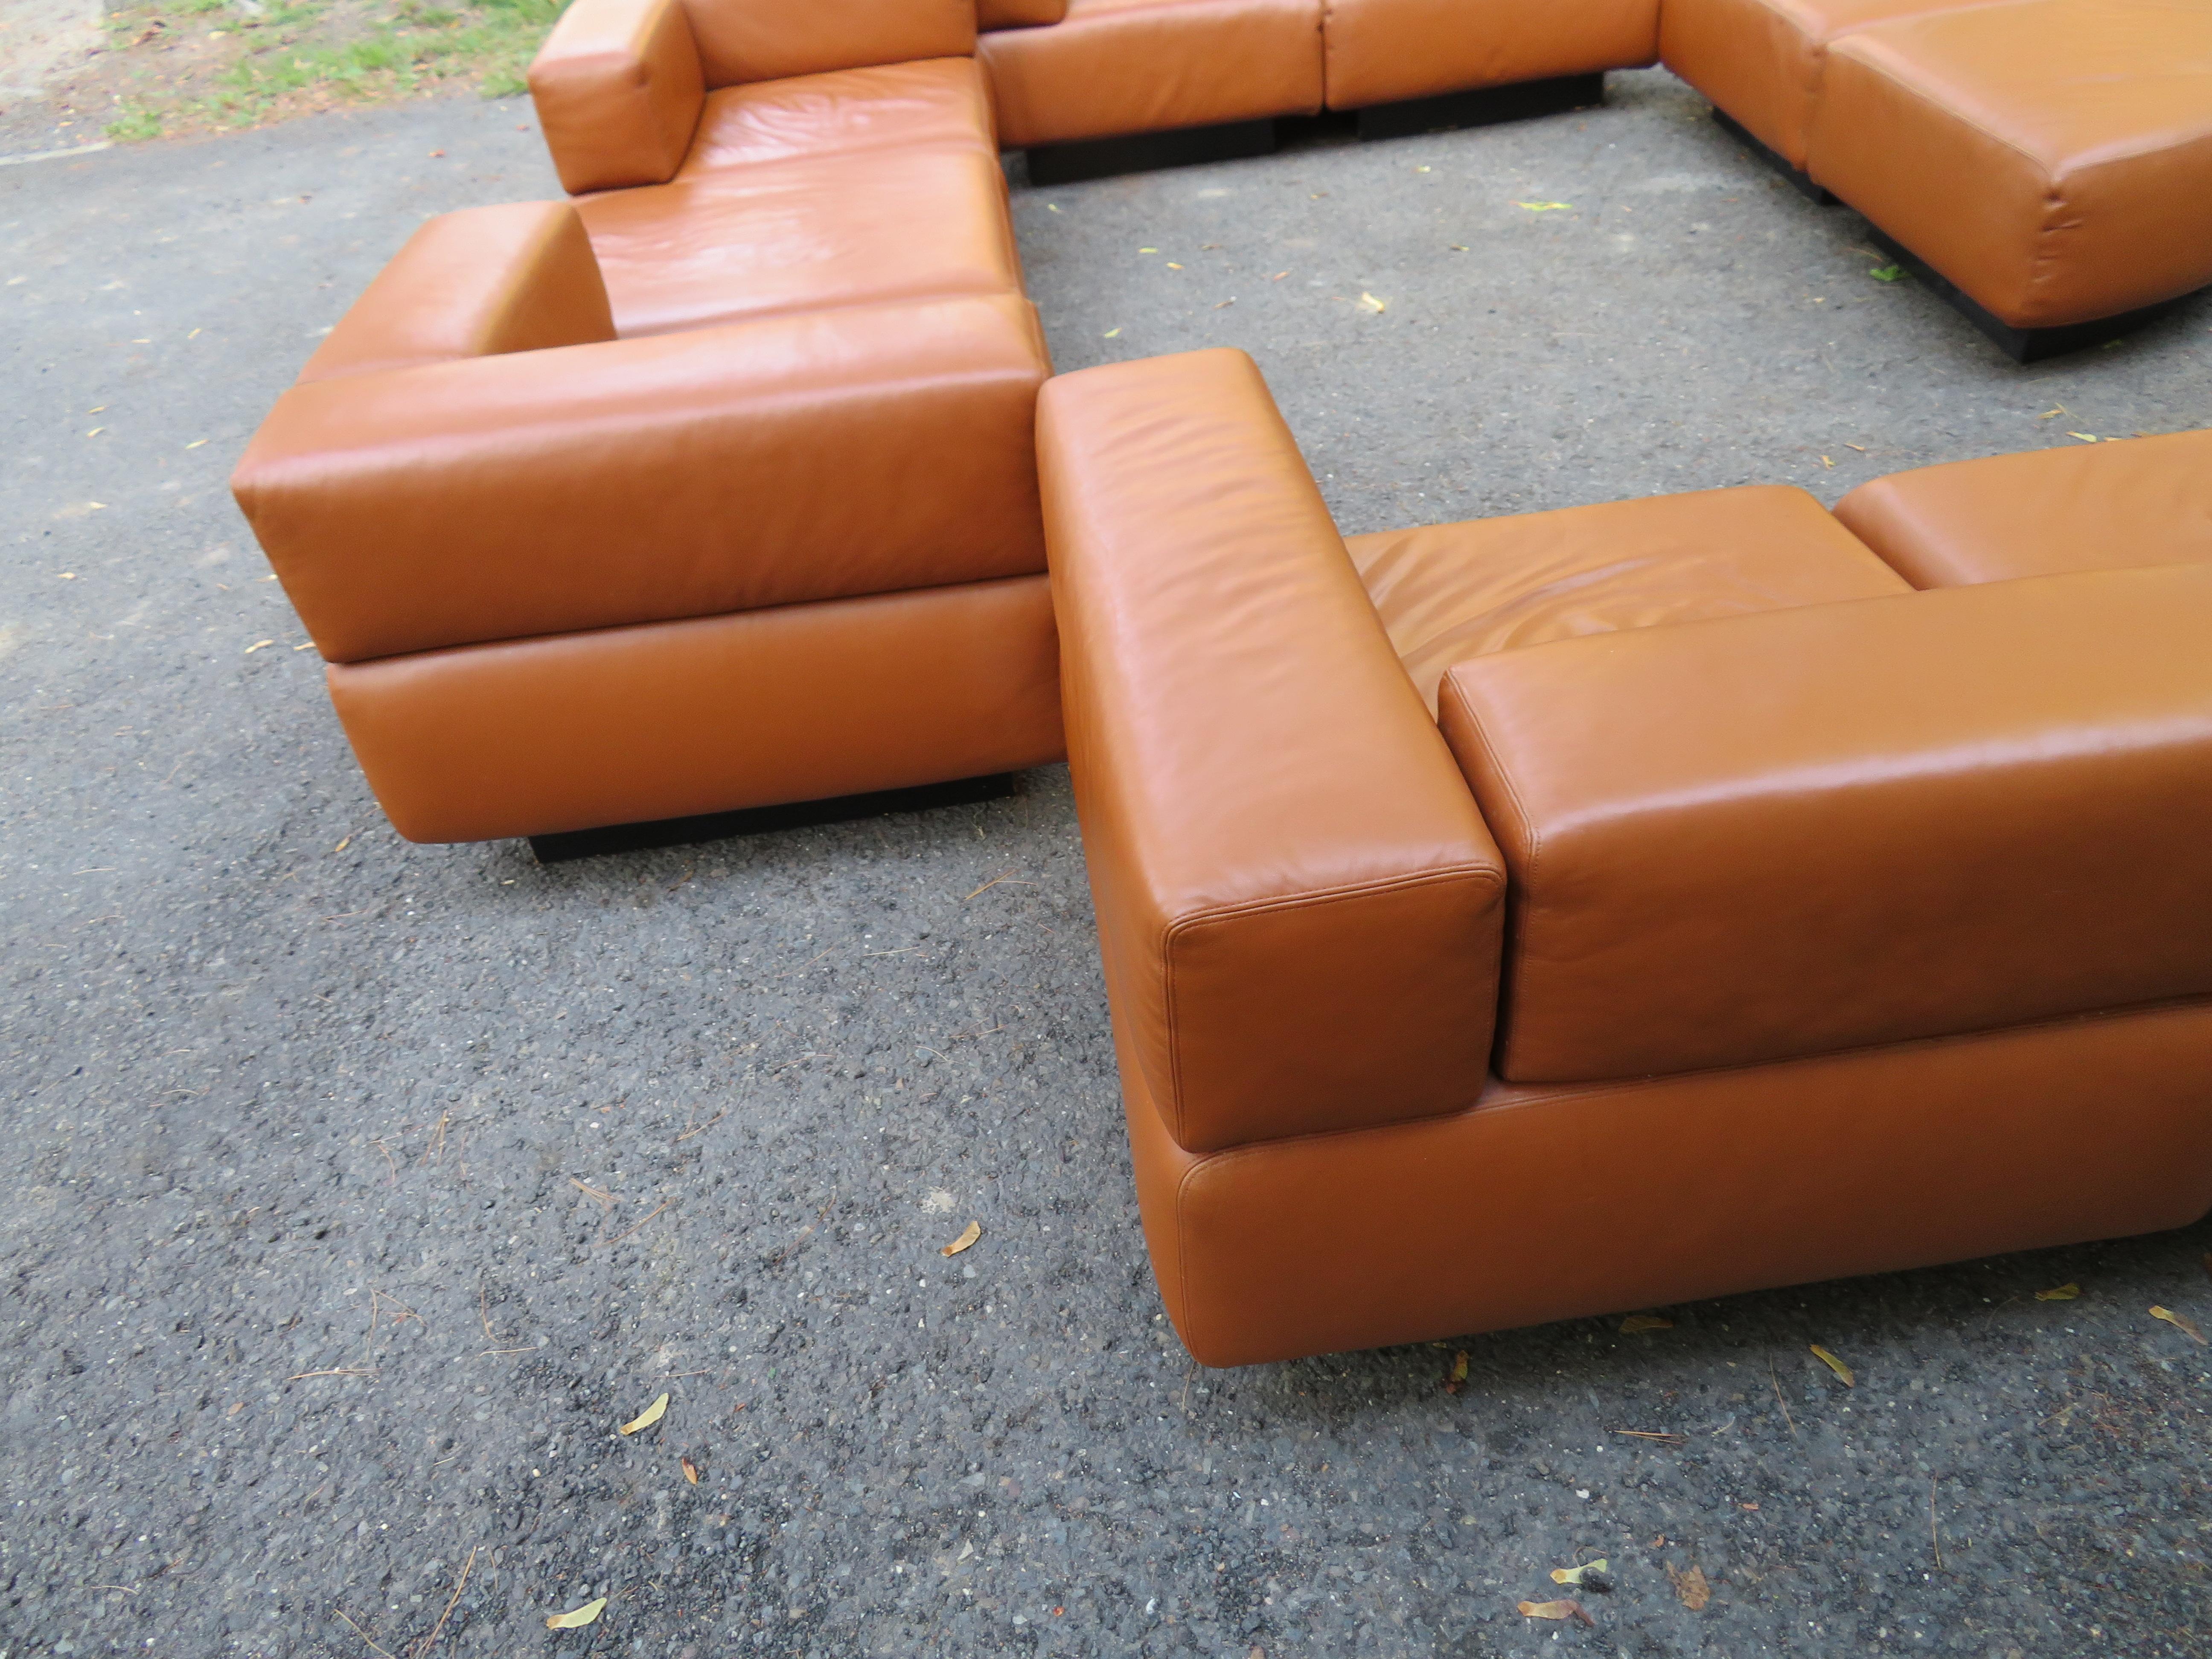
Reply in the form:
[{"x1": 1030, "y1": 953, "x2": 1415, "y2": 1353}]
[{"x1": 4, "y1": 70, "x2": 2211, "y2": 1659}]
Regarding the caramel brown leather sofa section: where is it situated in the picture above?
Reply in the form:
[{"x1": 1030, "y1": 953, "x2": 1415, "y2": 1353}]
[{"x1": 1044, "y1": 347, "x2": 2212, "y2": 1366}]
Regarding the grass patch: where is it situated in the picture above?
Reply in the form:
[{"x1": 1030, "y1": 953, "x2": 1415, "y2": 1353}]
[{"x1": 103, "y1": 0, "x2": 568, "y2": 141}]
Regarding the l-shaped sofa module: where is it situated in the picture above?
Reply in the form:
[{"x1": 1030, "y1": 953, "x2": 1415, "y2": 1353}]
[{"x1": 1042, "y1": 348, "x2": 2212, "y2": 1365}]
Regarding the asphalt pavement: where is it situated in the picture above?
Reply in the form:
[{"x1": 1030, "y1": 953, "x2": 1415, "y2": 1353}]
[{"x1": 3, "y1": 70, "x2": 2211, "y2": 1659}]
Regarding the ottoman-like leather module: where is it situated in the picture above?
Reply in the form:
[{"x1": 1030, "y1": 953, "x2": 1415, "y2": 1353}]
[
  {"x1": 981, "y1": 0, "x2": 1324, "y2": 150},
  {"x1": 1438, "y1": 561, "x2": 2212, "y2": 1083},
  {"x1": 1811, "y1": 0, "x2": 2212, "y2": 329},
  {"x1": 1837, "y1": 430, "x2": 2212, "y2": 588},
  {"x1": 675, "y1": 57, "x2": 997, "y2": 177},
  {"x1": 1348, "y1": 483, "x2": 1909, "y2": 710},
  {"x1": 1323, "y1": 0, "x2": 1656, "y2": 114},
  {"x1": 579, "y1": 144, "x2": 1023, "y2": 337},
  {"x1": 1659, "y1": 0, "x2": 2006, "y2": 170}
]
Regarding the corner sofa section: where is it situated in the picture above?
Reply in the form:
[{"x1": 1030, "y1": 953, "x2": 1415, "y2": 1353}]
[{"x1": 1042, "y1": 348, "x2": 2212, "y2": 1365}]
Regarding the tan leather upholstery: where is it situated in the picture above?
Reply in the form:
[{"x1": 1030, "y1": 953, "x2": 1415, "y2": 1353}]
[
  {"x1": 1040, "y1": 350, "x2": 1506, "y2": 1154},
  {"x1": 234, "y1": 292, "x2": 1050, "y2": 663},
  {"x1": 1048, "y1": 358, "x2": 2212, "y2": 1364},
  {"x1": 1348, "y1": 484, "x2": 1908, "y2": 712},
  {"x1": 980, "y1": 0, "x2": 1070, "y2": 26},
  {"x1": 1129, "y1": 995, "x2": 2212, "y2": 1366},
  {"x1": 1811, "y1": 0, "x2": 2212, "y2": 328},
  {"x1": 329, "y1": 577, "x2": 1063, "y2": 844},
  {"x1": 1836, "y1": 431, "x2": 2212, "y2": 588},
  {"x1": 675, "y1": 57, "x2": 995, "y2": 177},
  {"x1": 1659, "y1": 0, "x2": 2005, "y2": 169},
  {"x1": 1438, "y1": 562, "x2": 2212, "y2": 1082},
  {"x1": 981, "y1": 0, "x2": 1324, "y2": 149},
  {"x1": 296, "y1": 203, "x2": 615, "y2": 385},
  {"x1": 1321, "y1": 0, "x2": 1657, "y2": 112},
  {"x1": 679, "y1": 0, "x2": 976, "y2": 89},
  {"x1": 577, "y1": 145, "x2": 1023, "y2": 337},
  {"x1": 529, "y1": 0, "x2": 705, "y2": 195}
]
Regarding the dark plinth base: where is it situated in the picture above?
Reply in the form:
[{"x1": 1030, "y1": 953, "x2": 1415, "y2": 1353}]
[
  {"x1": 1025, "y1": 118, "x2": 1278, "y2": 186},
  {"x1": 1861, "y1": 227, "x2": 2199, "y2": 364},
  {"x1": 527, "y1": 774, "x2": 1017, "y2": 864},
  {"x1": 1711, "y1": 107, "x2": 1836, "y2": 204},
  {"x1": 1355, "y1": 72, "x2": 1606, "y2": 142}
]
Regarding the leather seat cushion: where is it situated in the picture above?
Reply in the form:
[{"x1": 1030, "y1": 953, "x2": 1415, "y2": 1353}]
[
  {"x1": 676, "y1": 57, "x2": 996, "y2": 178},
  {"x1": 1836, "y1": 430, "x2": 2212, "y2": 588},
  {"x1": 1659, "y1": 0, "x2": 2009, "y2": 169},
  {"x1": 1810, "y1": 0, "x2": 2212, "y2": 328},
  {"x1": 1347, "y1": 483, "x2": 1910, "y2": 712},
  {"x1": 981, "y1": 0, "x2": 1324, "y2": 150},
  {"x1": 1323, "y1": 0, "x2": 1658, "y2": 114},
  {"x1": 579, "y1": 145, "x2": 1023, "y2": 337}
]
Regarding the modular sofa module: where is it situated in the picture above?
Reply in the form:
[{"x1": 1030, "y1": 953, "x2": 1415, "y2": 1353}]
[
  {"x1": 1041, "y1": 347, "x2": 2212, "y2": 1367},
  {"x1": 229, "y1": 199, "x2": 1060, "y2": 847}
]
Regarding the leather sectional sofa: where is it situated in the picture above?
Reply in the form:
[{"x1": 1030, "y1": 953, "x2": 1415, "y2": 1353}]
[
  {"x1": 1042, "y1": 347, "x2": 2212, "y2": 1365},
  {"x1": 224, "y1": 0, "x2": 2212, "y2": 1367},
  {"x1": 1665, "y1": 0, "x2": 2212, "y2": 359}
]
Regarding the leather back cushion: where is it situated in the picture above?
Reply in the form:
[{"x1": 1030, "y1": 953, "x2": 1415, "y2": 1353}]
[
  {"x1": 978, "y1": 0, "x2": 1068, "y2": 26},
  {"x1": 681, "y1": 0, "x2": 976, "y2": 87},
  {"x1": 1439, "y1": 562, "x2": 2212, "y2": 1083}
]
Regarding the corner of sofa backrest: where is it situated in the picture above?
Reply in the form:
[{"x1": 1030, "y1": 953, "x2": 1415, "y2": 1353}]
[
  {"x1": 977, "y1": 0, "x2": 1068, "y2": 29},
  {"x1": 680, "y1": 0, "x2": 978, "y2": 88},
  {"x1": 295, "y1": 201, "x2": 617, "y2": 386}
]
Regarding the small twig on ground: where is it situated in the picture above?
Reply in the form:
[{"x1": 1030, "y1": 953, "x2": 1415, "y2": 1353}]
[
  {"x1": 372, "y1": 1140, "x2": 399, "y2": 1185},
  {"x1": 963, "y1": 873, "x2": 1035, "y2": 901},
  {"x1": 1770, "y1": 1359, "x2": 1798, "y2": 1438},
  {"x1": 407, "y1": 1544, "x2": 476, "y2": 1658},
  {"x1": 429, "y1": 1111, "x2": 448, "y2": 1164},
  {"x1": 1610, "y1": 1428, "x2": 1688, "y2": 1445},
  {"x1": 477, "y1": 1288, "x2": 502, "y2": 1345},
  {"x1": 288, "y1": 1367, "x2": 375, "y2": 1381},
  {"x1": 570, "y1": 1177, "x2": 615, "y2": 1211},
  {"x1": 673, "y1": 1111, "x2": 727, "y2": 1143},
  {"x1": 603, "y1": 1201, "x2": 672, "y2": 1247},
  {"x1": 476, "y1": 1346, "x2": 534, "y2": 1358},
  {"x1": 334, "y1": 1607, "x2": 395, "y2": 1657}
]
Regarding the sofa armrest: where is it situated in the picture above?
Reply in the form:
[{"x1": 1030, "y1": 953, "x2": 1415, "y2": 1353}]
[
  {"x1": 1040, "y1": 349, "x2": 1508, "y2": 1156},
  {"x1": 1438, "y1": 562, "x2": 2212, "y2": 1083},
  {"x1": 233, "y1": 293, "x2": 1050, "y2": 664},
  {"x1": 297, "y1": 202, "x2": 614, "y2": 385},
  {"x1": 528, "y1": 0, "x2": 704, "y2": 194}
]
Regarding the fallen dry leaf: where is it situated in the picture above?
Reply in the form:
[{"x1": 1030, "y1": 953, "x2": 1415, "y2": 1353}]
[
  {"x1": 619, "y1": 1392, "x2": 669, "y2": 1435},
  {"x1": 1667, "y1": 1563, "x2": 1712, "y2": 1611},
  {"x1": 681, "y1": 1457, "x2": 700, "y2": 1485},
  {"x1": 1517, "y1": 201, "x2": 1573, "y2": 211},
  {"x1": 2151, "y1": 1305, "x2": 2208, "y2": 1345},
  {"x1": 1444, "y1": 1351, "x2": 1470, "y2": 1394},
  {"x1": 1810, "y1": 1344, "x2": 1855, "y2": 1387},
  {"x1": 1358, "y1": 292, "x2": 1388, "y2": 314},
  {"x1": 1620, "y1": 1314, "x2": 1673, "y2": 1333},
  {"x1": 1518, "y1": 1599, "x2": 1594, "y2": 1627},
  {"x1": 2067, "y1": 432, "x2": 2099, "y2": 443},
  {"x1": 545, "y1": 1596, "x2": 606, "y2": 1630},
  {"x1": 1551, "y1": 1558, "x2": 1609, "y2": 1586},
  {"x1": 2035, "y1": 1284, "x2": 2081, "y2": 1302},
  {"x1": 243, "y1": 640, "x2": 275, "y2": 654},
  {"x1": 940, "y1": 1221, "x2": 982, "y2": 1257}
]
